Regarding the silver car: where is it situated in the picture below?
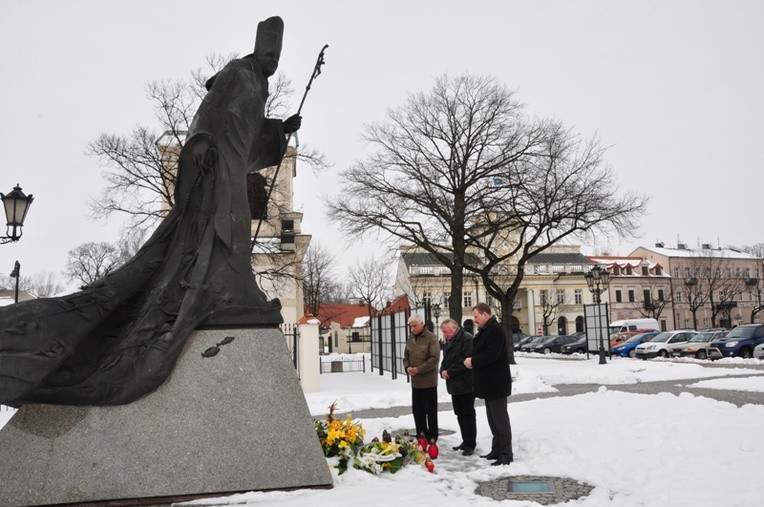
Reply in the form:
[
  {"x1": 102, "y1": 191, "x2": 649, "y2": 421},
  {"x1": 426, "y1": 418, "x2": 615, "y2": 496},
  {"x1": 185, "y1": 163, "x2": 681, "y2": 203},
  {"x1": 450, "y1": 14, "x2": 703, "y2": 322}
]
[{"x1": 670, "y1": 329, "x2": 727, "y2": 360}]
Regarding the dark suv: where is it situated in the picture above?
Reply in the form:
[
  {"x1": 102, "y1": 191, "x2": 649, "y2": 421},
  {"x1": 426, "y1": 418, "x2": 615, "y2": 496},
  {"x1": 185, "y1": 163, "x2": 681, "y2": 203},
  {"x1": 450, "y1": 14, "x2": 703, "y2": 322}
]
[{"x1": 709, "y1": 324, "x2": 764, "y2": 359}]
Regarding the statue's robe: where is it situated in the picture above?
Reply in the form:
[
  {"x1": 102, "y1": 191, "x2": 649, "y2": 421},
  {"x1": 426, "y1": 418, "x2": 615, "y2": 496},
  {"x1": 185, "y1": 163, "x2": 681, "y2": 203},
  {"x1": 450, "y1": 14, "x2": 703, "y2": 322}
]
[{"x1": 0, "y1": 56, "x2": 285, "y2": 406}]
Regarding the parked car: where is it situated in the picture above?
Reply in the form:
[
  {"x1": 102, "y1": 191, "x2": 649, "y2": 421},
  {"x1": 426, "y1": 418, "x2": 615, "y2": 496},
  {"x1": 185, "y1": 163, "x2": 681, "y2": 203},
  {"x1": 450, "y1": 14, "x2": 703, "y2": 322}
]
[
  {"x1": 753, "y1": 342, "x2": 764, "y2": 360},
  {"x1": 561, "y1": 335, "x2": 589, "y2": 354},
  {"x1": 511, "y1": 332, "x2": 529, "y2": 348},
  {"x1": 519, "y1": 335, "x2": 546, "y2": 352},
  {"x1": 612, "y1": 331, "x2": 659, "y2": 358},
  {"x1": 669, "y1": 329, "x2": 728, "y2": 360},
  {"x1": 709, "y1": 324, "x2": 764, "y2": 359},
  {"x1": 515, "y1": 335, "x2": 538, "y2": 351},
  {"x1": 527, "y1": 335, "x2": 578, "y2": 354},
  {"x1": 634, "y1": 330, "x2": 698, "y2": 359},
  {"x1": 609, "y1": 329, "x2": 658, "y2": 349},
  {"x1": 608, "y1": 318, "x2": 660, "y2": 339}
]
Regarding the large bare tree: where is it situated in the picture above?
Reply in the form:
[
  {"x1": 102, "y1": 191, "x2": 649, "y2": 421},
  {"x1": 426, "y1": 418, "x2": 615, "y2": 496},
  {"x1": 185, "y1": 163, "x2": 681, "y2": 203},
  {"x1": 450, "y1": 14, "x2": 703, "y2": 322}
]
[
  {"x1": 329, "y1": 73, "x2": 646, "y2": 350},
  {"x1": 329, "y1": 74, "x2": 551, "y2": 322}
]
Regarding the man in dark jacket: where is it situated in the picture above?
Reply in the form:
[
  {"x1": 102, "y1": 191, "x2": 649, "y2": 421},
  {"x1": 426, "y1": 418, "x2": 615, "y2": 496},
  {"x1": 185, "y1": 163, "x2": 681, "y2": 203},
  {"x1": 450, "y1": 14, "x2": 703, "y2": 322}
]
[
  {"x1": 464, "y1": 303, "x2": 513, "y2": 466},
  {"x1": 403, "y1": 313, "x2": 440, "y2": 442},
  {"x1": 439, "y1": 318, "x2": 477, "y2": 455}
]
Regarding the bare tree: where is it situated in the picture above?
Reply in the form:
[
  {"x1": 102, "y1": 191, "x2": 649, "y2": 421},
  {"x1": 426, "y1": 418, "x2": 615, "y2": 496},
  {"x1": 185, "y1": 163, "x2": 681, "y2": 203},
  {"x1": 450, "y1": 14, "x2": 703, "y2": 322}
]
[
  {"x1": 329, "y1": 73, "x2": 646, "y2": 358},
  {"x1": 18, "y1": 271, "x2": 67, "y2": 297},
  {"x1": 329, "y1": 74, "x2": 551, "y2": 322},
  {"x1": 347, "y1": 254, "x2": 392, "y2": 317},
  {"x1": 65, "y1": 241, "x2": 124, "y2": 287},
  {"x1": 633, "y1": 281, "x2": 668, "y2": 320},
  {"x1": 302, "y1": 242, "x2": 337, "y2": 317},
  {"x1": 539, "y1": 289, "x2": 563, "y2": 335},
  {"x1": 748, "y1": 277, "x2": 764, "y2": 323}
]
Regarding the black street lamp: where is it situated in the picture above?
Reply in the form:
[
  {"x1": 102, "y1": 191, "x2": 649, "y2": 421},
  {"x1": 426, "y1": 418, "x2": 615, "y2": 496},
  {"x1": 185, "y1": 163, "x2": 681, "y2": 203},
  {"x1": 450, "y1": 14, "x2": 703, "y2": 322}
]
[
  {"x1": 432, "y1": 303, "x2": 441, "y2": 338},
  {"x1": 9, "y1": 260, "x2": 20, "y2": 303},
  {"x1": 584, "y1": 265, "x2": 611, "y2": 365},
  {"x1": 1, "y1": 184, "x2": 34, "y2": 244}
]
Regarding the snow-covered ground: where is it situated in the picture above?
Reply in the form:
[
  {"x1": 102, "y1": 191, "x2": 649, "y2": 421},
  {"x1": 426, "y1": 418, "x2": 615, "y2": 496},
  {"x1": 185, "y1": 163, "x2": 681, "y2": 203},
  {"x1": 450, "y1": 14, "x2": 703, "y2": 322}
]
[{"x1": 3, "y1": 354, "x2": 763, "y2": 506}]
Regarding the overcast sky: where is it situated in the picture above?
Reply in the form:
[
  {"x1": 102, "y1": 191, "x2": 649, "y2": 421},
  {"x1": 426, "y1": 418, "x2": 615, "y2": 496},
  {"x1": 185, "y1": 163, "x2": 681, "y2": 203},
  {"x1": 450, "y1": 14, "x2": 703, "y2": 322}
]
[{"x1": 2, "y1": 0, "x2": 762, "y2": 288}]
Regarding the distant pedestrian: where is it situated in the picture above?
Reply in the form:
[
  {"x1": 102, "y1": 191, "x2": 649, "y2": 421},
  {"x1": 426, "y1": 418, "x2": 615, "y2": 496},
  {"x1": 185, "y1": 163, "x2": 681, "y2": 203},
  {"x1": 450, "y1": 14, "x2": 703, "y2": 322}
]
[
  {"x1": 403, "y1": 313, "x2": 440, "y2": 442},
  {"x1": 439, "y1": 318, "x2": 477, "y2": 456},
  {"x1": 464, "y1": 303, "x2": 513, "y2": 466}
]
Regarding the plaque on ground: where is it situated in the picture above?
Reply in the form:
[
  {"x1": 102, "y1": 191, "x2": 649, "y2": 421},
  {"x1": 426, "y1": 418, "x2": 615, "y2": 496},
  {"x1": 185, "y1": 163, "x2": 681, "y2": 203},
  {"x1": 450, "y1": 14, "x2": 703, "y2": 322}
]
[{"x1": 0, "y1": 328, "x2": 332, "y2": 506}]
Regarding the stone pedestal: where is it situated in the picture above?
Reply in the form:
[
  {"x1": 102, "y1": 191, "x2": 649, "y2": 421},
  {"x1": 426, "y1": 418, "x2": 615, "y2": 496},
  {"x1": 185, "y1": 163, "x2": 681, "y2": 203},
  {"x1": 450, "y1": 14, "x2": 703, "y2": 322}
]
[{"x1": 0, "y1": 328, "x2": 332, "y2": 506}]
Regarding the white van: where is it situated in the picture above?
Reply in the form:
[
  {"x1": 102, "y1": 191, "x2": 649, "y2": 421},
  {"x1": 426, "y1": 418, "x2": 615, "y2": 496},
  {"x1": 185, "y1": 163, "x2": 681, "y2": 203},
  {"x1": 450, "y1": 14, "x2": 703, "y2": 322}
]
[{"x1": 608, "y1": 318, "x2": 660, "y2": 338}]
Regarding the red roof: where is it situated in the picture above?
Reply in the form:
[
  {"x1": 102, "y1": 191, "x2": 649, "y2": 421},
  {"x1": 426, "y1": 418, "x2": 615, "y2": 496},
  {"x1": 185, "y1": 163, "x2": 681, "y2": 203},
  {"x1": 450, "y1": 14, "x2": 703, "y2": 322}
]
[
  {"x1": 380, "y1": 293, "x2": 410, "y2": 315},
  {"x1": 314, "y1": 303, "x2": 370, "y2": 328}
]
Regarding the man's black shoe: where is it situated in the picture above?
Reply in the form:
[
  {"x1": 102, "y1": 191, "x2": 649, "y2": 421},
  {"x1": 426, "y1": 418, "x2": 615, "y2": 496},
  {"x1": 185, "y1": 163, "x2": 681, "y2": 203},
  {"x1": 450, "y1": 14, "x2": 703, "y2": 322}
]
[
  {"x1": 481, "y1": 451, "x2": 499, "y2": 460},
  {"x1": 462, "y1": 448, "x2": 474, "y2": 456},
  {"x1": 452, "y1": 443, "x2": 465, "y2": 451},
  {"x1": 491, "y1": 458, "x2": 512, "y2": 466}
]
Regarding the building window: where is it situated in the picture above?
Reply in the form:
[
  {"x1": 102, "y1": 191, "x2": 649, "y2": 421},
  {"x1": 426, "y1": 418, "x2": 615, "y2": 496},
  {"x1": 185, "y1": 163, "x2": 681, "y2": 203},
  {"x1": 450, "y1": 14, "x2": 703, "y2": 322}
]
[
  {"x1": 674, "y1": 267, "x2": 680, "y2": 278},
  {"x1": 655, "y1": 267, "x2": 662, "y2": 275},
  {"x1": 613, "y1": 266, "x2": 621, "y2": 275},
  {"x1": 574, "y1": 289, "x2": 582, "y2": 304},
  {"x1": 463, "y1": 291, "x2": 472, "y2": 308},
  {"x1": 658, "y1": 289, "x2": 665, "y2": 302},
  {"x1": 643, "y1": 289, "x2": 651, "y2": 304},
  {"x1": 626, "y1": 266, "x2": 633, "y2": 275},
  {"x1": 556, "y1": 290, "x2": 565, "y2": 304},
  {"x1": 540, "y1": 290, "x2": 548, "y2": 306},
  {"x1": 422, "y1": 292, "x2": 432, "y2": 305},
  {"x1": 642, "y1": 266, "x2": 649, "y2": 275},
  {"x1": 628, "y1": 290, "x2": 635, "y2": 303},
  {"x1": 615, "y1": 290, "x2": 622, "y2": 303},
  {"x1": 660, "y1": 320, "x2": 667, "y2": 331},
  {"x1": 676, "y1": 292, "x2": 682, "y2": 303},
  {"x1": 443, "y1": 292, "x2": 451, "y2": 307}
]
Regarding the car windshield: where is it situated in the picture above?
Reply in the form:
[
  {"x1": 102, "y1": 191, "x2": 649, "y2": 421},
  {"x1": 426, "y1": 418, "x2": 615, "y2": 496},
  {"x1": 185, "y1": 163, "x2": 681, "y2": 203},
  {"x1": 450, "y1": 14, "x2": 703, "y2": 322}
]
[
  {"x1": 625, "y1": 333, "x2": 651, "y2": 343},
  {"x1": 723, "y1": 326, "x2": 757, "y2": 339},
  {"x1": 689, "y1": 333, "x2": 713, "y2": 343},
  {"x1": 650, "y1": 332, "x2": 673, "y2": 343}
]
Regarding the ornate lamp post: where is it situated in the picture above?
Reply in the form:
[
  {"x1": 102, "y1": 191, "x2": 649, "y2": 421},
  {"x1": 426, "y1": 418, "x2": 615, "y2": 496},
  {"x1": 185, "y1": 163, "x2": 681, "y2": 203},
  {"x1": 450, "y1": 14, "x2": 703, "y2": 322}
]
[
  {"x1": 432, "y1": 303, "x2": 441, "y2": 339},
  {"x1": 1, "y1": 184, "x2": 34, "y2": 244},
  {"x1": 584, "y1": 265, "x2": 611, "y2": 365}
]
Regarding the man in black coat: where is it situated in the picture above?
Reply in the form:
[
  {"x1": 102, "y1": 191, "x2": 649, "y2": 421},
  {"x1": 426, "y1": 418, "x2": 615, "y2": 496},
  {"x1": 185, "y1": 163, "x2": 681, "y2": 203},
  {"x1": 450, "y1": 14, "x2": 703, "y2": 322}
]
[
  {"x1": 464, "y1": 303, "x2": 513, "y2": 466},
  {"x1": 439, "y1": 318, "x2": 477, "y2": 455}
]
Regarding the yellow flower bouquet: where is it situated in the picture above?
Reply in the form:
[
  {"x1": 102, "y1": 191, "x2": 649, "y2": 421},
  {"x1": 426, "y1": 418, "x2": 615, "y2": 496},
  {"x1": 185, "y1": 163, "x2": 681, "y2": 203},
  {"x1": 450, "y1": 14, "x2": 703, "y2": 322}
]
[{"x1": 314, "y1": 402, "x2": 365, "y2": 474}]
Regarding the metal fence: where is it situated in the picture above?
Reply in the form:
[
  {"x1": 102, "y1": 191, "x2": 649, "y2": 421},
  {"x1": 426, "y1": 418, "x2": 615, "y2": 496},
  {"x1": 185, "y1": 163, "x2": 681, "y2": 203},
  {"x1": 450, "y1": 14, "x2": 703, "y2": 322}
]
[
  {"x1": 370, "y1": 308, "x2": 410, "y2": 380},
  {"x1": 280, "y1": 323, "x2": 300, "y2": 377},
  {"x1": 319, "y1": 355, "x2": 367, "y2": 373}
]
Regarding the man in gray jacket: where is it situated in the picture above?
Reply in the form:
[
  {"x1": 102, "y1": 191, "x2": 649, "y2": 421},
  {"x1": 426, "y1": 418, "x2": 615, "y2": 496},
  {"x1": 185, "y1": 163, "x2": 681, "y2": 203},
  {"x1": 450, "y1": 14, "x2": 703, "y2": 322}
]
[
  {"x1": 439, "y1": 318, "x2": 476, "y2": 455},
  {"x1": 404, "y1": 313, "x2": 440, "y2": 442}
]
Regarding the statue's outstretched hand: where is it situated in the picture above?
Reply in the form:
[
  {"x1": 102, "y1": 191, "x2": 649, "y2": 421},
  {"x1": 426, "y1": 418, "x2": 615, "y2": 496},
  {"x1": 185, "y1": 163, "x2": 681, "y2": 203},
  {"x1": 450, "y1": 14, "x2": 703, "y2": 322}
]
[{"x1": 283, "y1": 114, "x2": 302, "y2": 134}]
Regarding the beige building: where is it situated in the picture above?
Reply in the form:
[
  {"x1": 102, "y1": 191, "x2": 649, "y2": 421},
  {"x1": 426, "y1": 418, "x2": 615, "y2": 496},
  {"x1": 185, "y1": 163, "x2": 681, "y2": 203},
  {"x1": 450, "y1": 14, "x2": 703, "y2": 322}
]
[
  {"x1": 587, "y1": 255, "x2": 672, "y2": 331},
  {"x1": 631, "y1": 242, "x2": 763, "y2": 329},
  {"x1": 394, "y1": 244, "x2": 594, "y2": 336}
]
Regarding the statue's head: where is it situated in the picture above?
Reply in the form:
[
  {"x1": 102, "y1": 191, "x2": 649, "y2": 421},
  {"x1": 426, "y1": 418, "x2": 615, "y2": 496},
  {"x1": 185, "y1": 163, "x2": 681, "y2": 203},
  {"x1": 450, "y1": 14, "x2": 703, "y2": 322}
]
[{"x1": 254, "y1": 16, "x2": 284, "y2": 78}]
